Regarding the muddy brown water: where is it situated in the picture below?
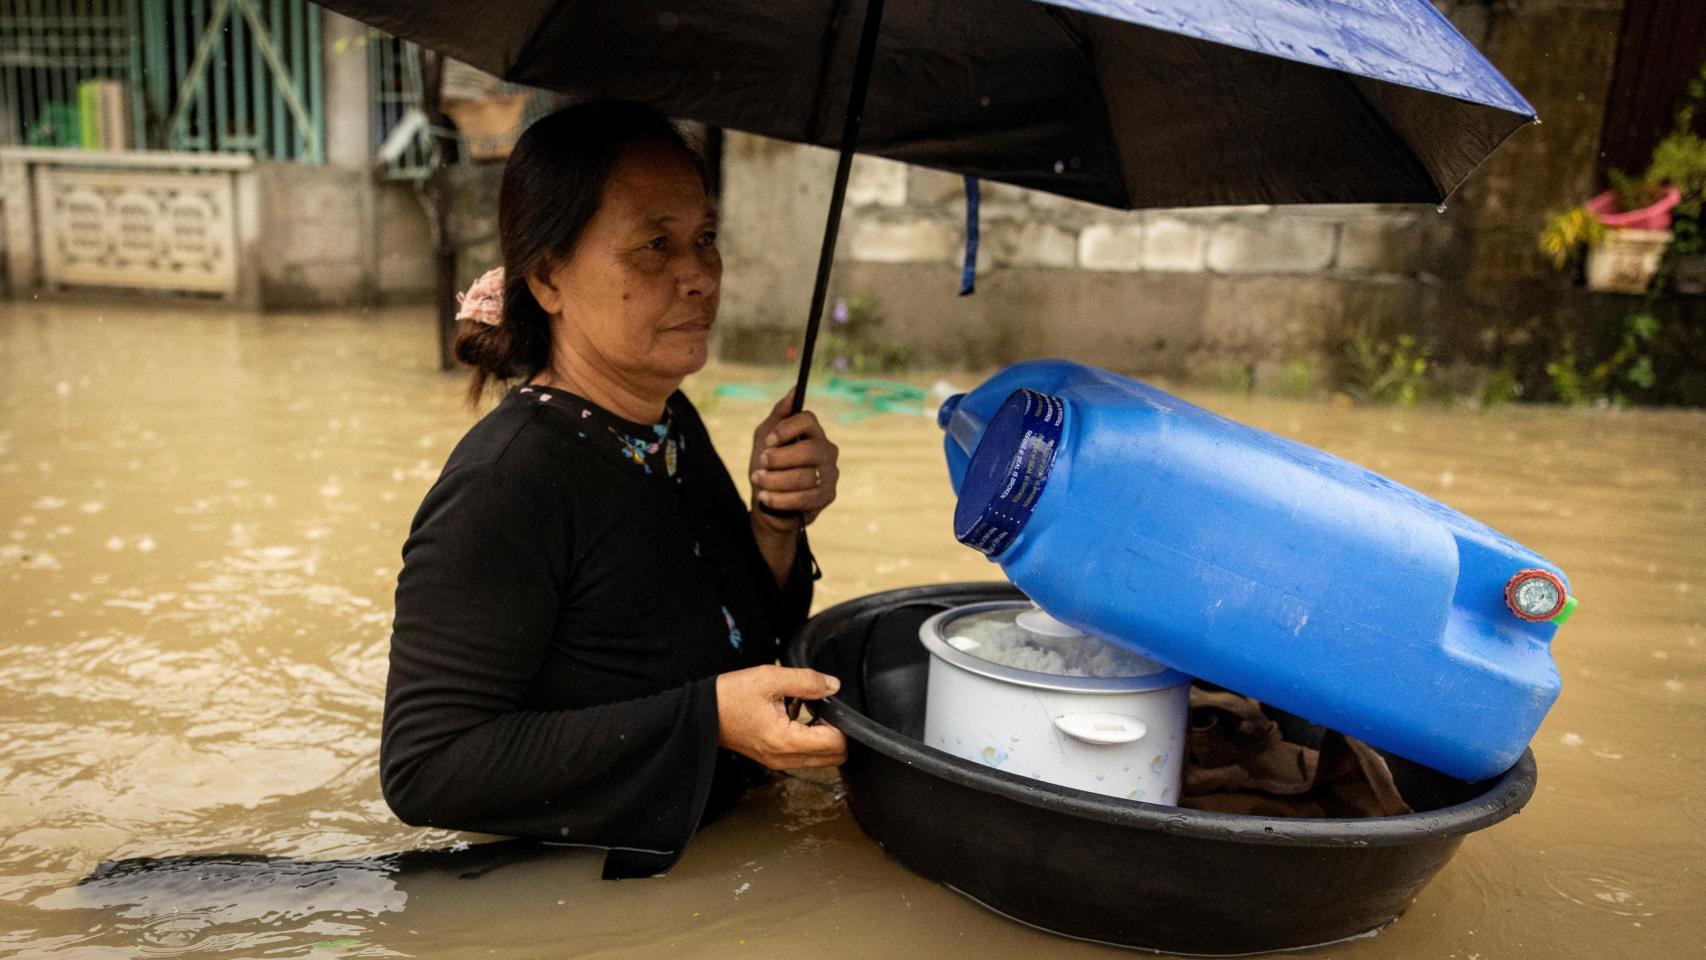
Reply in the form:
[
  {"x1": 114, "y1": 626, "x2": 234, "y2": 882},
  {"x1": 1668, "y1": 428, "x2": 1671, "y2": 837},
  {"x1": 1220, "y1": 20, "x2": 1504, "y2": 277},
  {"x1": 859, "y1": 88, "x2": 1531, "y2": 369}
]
[{"x1": 1, "y1": 300, "x2": 1701, "y2": 958}]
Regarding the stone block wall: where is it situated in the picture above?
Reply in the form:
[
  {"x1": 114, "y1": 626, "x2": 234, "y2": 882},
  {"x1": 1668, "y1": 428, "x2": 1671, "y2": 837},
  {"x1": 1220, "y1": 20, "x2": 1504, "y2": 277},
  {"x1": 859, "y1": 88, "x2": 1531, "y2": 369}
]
[
  {"x1": 251, "y1": 163, "x2": 435, "y2": 308},
  {"x1": 715, "y1": 0, "x2": 1695, "y2": 397},
  {"x1": 376, "y1": 183, "x2": 436, "y2": 298},
  {"x1": 252, "y1": 162, "x2": 370, "y2": 307},
  {"x1": 719, "y1": 142, "x2": 1468, "y2": 381}
]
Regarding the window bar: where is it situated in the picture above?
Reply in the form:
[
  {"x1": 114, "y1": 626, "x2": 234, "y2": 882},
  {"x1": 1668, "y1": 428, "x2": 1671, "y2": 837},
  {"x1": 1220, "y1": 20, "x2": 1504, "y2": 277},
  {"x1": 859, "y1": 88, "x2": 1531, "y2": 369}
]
[
  {"x1": 127, "y1": 0, "x2": 146, "y2": 149},
  {"x1": 143, "y1": 0, "x2": 168, "y2": 148},
  {"x1": 268, "y1": 0, "x2": 283, "y2": 158},
  {"x1": 32, "y1": 0, "x2": 53, "y2": 146},
  {"x1": 212, "y1": 0, "x2": 229, "y2": 152},
  {"x1": 230, "y1": 0, "x2": 248, "y2": 152},
  {"x1": 304, "y1": 0, "x2": 319, "y2": 163},
  {"x1": 193, "y1": 0, "x2": 212, "y2": 150},
  {"x1": 288, "y1": 0, "x2": 302, "y2": 161},
  {"x1": 249, "y1": 0, "x2": 266, "y2": 156},
  {"x1": 169, "y1": 0, "x2": 185, "y2": 148}
]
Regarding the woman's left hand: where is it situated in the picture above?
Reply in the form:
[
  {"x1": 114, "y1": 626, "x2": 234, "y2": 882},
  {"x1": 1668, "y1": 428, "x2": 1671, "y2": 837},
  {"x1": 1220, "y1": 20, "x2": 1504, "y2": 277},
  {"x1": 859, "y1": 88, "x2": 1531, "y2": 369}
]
[{"x1": 749, "y1": 388, "x2": 839, "y2": 530}]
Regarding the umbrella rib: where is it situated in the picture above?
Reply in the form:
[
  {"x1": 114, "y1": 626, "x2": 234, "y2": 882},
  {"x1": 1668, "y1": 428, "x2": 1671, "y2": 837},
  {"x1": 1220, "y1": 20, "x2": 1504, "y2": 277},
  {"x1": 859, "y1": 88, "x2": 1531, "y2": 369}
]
[
  {"x1": 1435, "y1": 108, "x2": 1530, "y2": 207},
  {"x1": 496, "y1": 0, "x2": 586, "y2": 80},
  {"x1": 1337, "y1": 72, "x2": 1448, "y2": 203},
  {"x1": 1036, "y1": 6, "x2": 1134, "y2": 209},
  {"x1": 804, "y1": 0, "x2": 850, "y2": 144}
]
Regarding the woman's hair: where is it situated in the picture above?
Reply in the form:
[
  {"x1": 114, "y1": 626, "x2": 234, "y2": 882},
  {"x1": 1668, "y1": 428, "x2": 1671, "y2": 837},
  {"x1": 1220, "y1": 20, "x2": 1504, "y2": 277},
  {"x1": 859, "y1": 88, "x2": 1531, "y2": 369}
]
[{"x1": 453, "y1": 99, "x2": 712, "y2": 406}]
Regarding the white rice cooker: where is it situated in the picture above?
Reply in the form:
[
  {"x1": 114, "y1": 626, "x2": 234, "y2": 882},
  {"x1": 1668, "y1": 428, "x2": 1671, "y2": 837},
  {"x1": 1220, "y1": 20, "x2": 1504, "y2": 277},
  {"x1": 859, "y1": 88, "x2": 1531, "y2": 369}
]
[{"x1": 919, "y1": 600, "x2": 1192, "y2": 805}]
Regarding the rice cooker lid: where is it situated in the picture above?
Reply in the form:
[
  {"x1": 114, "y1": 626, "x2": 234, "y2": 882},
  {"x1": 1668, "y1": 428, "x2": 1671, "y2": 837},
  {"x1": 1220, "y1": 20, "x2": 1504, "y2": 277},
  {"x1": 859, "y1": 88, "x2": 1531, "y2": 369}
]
[{"x1": 924, "y1": 601, "x2": 1192, "y2": 693}]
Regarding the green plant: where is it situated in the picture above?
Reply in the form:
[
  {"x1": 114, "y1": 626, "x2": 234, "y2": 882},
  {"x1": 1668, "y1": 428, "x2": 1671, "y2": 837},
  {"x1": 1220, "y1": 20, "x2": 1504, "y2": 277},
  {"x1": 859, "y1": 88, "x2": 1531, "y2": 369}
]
[
  {"x1": 1543, "y1": 339, "x2": 1587, "y2": 405},
  {"x1": 1607, "y1": 167, "x2": 1666, "y2": 212},
  {"x1": 1480, "y1": 361, "x2": 1523, "y2": 409},
  {"x1": 1625, "y1": 63, "x2": 1706, "y2": 257},
  {"x1": 25, "y1": 102, "x2": 79, "y2": 147},
  {"x1": 1647, "y1": 106, "x2": 1706, "y2": 256},
  {"x1": 812, "y1": 293, "x2": 914, "y2": 374},
  {"x1": 874, "y1": 339, "x2": 915, "y2": 371},
  {"x1": 1646, "y1": 116, "x2": 1706, "y2": 198},
  {"x1": 1271, "y1": 357, "x2": 1320, "y2": 399},
  {"x1": 1543, "y1": 312, "x2": 1658, "y2": 406},
  {"x1": 1223, "y1": 362, "x2": 1255, "y2": 396},
  {"x1": 1342, "y1": 329, "x2": 1431, "y2": 406},
  {"x1": 1607, "y1": 311, "x2": 1660, "y2": 393},
  {"x1": 1538, "y1": 206, "x2": 1607, "y2": 270},
  {"x1": 1604, "y1": 98, "x2": 1703, "y2": 216}
]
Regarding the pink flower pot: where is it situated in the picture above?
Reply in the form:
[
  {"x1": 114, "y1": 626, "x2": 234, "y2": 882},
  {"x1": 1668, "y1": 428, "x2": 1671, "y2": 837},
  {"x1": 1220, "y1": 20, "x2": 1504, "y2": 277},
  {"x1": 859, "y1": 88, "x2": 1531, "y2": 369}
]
[{"x1": 1586, "y1": 186, "x2": 1682, "y2": 230}]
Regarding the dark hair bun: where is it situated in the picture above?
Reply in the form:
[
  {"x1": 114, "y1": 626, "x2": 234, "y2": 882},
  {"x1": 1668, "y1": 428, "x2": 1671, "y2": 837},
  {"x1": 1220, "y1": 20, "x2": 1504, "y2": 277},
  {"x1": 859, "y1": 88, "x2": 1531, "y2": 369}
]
[{"x1": 453, "y1": 317, "x2": 521, "y2": 381}]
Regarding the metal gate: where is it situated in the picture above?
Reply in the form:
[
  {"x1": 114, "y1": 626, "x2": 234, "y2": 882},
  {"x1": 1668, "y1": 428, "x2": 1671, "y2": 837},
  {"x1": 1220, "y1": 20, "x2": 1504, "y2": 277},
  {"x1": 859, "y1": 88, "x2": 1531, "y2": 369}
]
[{"x1": 0, "y1": 0, "x2": 324, "y2": 162}]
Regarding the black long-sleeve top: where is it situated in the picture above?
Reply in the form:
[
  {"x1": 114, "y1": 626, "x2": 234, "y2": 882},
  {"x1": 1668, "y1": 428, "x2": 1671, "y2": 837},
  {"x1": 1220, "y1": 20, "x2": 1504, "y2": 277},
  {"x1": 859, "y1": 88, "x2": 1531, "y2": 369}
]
[{"x1": 381, "y1": 382, "x2": 816, "y2": 879}]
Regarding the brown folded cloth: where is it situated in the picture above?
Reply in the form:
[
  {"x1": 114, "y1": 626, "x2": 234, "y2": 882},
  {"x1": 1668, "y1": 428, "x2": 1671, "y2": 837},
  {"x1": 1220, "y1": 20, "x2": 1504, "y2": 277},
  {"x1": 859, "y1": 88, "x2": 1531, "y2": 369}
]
[{"x1": 1181, "y1": 686, "x2": 1411, "y2": 818}]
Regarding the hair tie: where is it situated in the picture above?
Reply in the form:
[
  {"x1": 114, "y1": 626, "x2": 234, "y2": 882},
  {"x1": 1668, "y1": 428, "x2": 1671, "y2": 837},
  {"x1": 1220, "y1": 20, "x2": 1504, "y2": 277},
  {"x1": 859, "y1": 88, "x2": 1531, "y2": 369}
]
[{"x1": 455, "y1": 266, "x2": 505, "y2": 327}]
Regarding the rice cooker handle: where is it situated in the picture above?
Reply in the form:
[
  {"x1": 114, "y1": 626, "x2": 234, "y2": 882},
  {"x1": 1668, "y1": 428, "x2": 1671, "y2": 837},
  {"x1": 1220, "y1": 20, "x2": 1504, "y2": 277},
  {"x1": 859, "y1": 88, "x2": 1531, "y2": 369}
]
[{"x1": 1052, "y1": 713, "x2": 1148, "y2": 745}]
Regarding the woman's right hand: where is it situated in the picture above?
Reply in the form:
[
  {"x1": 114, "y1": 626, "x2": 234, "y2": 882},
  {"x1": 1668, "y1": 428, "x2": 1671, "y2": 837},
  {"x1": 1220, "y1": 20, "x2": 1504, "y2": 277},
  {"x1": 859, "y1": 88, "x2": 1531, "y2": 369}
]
[{"x1": 714, "y1": 666, "x2": 847, "y2": 770}]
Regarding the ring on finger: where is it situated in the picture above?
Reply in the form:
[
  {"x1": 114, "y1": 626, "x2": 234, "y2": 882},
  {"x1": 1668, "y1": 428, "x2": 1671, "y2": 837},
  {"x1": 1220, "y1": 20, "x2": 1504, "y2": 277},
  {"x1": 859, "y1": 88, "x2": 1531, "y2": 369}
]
[{"x1": 813, "y1": 467, "x2": 822, "y2": 487}]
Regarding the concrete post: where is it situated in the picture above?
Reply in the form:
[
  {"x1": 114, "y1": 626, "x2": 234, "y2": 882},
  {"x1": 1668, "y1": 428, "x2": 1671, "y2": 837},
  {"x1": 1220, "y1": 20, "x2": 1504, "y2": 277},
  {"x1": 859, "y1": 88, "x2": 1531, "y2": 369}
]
[
  {"x1": 0, "y1": 155, "x2": 38, "y2": 295},
  {"x1": 321, "y1": 11, "x2": 380, "y2": 305}
]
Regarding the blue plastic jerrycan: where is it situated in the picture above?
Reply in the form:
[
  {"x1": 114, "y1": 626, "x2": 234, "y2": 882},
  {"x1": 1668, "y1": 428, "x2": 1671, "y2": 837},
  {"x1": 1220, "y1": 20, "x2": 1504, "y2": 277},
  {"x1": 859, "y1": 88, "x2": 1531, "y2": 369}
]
[{"x1": 938, "y1": 360, "x2": 1573, "y2": 782}]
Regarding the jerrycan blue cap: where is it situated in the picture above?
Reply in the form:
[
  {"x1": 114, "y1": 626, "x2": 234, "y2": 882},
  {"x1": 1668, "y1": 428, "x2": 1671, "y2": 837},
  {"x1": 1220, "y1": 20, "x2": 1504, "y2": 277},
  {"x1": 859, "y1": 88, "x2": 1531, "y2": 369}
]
[
  {"x1": 937, "y1": 393, "x2": 962, "y2": 429},
  {"x1": 953, "y1": 388, "x2": 1066, "y2": 558}
]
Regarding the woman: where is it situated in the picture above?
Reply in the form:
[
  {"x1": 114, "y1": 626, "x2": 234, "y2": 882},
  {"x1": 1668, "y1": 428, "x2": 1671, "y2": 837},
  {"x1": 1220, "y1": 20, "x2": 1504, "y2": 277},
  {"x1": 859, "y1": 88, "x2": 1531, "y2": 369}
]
[{"x1": 381, "y1": 100, "x2": 847, "y2": 880}]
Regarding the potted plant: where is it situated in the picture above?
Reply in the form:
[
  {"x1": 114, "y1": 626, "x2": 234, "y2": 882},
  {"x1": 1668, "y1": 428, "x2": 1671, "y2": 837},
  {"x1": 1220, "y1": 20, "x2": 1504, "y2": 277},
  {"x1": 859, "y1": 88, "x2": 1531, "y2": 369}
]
[
  {"x1": 1577, "y1": 170, "x2": 1676, "y2": 294},
  {"x1": 1583, "y1": 171, "x2": 1681, "y2": 231},
  {"x1": 1545, "y1": 62, "x2": 1706, "y2": 295}
]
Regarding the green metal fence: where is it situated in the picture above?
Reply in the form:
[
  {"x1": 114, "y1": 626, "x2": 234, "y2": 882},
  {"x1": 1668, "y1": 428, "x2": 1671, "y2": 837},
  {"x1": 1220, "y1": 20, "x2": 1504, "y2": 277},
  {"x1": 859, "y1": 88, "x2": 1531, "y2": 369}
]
[
  {"x1": 0, "y1": 2, "x2": 553, "y2": 172},
  {"x1": 0, "y1": 0, "x2": 323, "y2": 162},
  {"x1": 0, "y1": 0, "x2": 144, "y2": 148},
  {"x1": 145, "y1": 0, "x2": 323, "y2": 161}
]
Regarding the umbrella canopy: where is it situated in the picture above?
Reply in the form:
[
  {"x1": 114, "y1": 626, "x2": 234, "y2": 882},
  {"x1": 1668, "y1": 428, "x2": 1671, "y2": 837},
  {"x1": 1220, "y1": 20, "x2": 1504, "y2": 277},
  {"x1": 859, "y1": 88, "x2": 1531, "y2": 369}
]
[
  {"x1": 320, "y1": 0, "x2": 1535, "y2": 207},
  {"x1": 319, "y1": 0, "x2": 1537, "y2": 523}
]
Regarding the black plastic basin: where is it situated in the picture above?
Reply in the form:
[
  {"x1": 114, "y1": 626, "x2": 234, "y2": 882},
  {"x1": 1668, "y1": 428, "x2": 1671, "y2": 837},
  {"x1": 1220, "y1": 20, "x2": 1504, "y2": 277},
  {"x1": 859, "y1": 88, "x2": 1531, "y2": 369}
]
[{"x1": 785, "y1": 583, "x2": 1537, "y2": 955}]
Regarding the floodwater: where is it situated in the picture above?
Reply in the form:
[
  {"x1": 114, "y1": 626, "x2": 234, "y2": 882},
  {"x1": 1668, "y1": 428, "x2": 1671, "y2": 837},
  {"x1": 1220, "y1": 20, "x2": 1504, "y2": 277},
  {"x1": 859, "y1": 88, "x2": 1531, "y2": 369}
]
[{"x1": 0, "y1": 299, "x2": 1701, "y2": 959}]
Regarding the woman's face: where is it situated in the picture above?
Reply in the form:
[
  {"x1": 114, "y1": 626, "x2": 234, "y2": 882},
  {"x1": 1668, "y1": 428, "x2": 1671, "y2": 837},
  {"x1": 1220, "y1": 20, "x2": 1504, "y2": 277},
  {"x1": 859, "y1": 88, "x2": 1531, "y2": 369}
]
[{"x1": 528, "y1": 136, "x2": 721, "y2": 388}]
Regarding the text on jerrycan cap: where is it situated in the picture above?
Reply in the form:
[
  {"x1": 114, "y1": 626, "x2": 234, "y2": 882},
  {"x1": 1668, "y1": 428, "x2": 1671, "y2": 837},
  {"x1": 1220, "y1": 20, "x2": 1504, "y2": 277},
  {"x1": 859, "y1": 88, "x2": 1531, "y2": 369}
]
[{"x1": 953, "y1": 388, "x2": 1066, "y2": 558}]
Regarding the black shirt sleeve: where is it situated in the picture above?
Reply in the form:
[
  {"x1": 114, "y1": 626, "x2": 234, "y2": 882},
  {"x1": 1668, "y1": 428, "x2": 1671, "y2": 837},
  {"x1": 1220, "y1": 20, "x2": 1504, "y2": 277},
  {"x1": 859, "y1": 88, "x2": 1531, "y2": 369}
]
[{"x1": 380, "y1": 461, "x2": 723, "y2": 874}]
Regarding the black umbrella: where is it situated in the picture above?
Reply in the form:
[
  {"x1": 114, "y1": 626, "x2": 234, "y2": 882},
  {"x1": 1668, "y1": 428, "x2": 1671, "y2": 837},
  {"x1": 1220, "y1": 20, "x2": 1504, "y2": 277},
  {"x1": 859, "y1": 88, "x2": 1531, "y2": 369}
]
[{"x1": 318, "y1": 0, "x2": 1535, "y2": 428}]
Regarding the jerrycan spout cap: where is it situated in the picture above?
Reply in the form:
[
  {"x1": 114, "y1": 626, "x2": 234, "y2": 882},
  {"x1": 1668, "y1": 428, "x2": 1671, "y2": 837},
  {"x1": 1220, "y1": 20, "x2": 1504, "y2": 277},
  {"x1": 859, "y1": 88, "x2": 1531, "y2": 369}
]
[
  {"x1": 940, "y1": 392, "x2": 987, "y2": 459},
  {"x1": 953, "y1": 388, "x2": 1066, "y2": 558},
  {"x1": 937, "y1": 393, "x2": 962, "y2": 430}
]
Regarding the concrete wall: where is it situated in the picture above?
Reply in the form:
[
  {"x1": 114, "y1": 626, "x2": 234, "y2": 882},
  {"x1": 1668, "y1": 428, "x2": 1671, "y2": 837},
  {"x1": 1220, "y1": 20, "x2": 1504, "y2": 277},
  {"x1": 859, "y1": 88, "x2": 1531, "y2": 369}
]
[
  {"x1": 722, "y1": 144, "x2": 1465, "y2": 380},
  {"x1": 247, "y1": 165, "x2": 435, "y2": 308},
  {"x1": 444, "y1": 163, "x2": 502, "y2": 294},
  {"x1": 714, "y1": 0, "x2": 1678, "y2": 393},
  {"x1": 252, "y1": 11, "x2": 435, "y2": 308},
  {"x1": 377, "y1": 182, "x2": 436, "y2": 297}
]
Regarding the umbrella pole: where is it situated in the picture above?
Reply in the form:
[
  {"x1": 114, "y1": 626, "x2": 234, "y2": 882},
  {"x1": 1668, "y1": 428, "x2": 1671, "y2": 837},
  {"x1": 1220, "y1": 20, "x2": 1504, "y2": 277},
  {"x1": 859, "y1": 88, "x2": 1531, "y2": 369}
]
[{"x1": 787, "y1": 0, "x2": 887, "y2": 415}]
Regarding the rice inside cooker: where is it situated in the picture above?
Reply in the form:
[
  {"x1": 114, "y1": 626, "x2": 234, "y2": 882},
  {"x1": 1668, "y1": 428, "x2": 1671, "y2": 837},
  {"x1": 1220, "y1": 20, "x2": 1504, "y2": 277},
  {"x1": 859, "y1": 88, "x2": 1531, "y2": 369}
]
[{"x1": 944, "y1": 609, "x2": 1167, "y2": 679}]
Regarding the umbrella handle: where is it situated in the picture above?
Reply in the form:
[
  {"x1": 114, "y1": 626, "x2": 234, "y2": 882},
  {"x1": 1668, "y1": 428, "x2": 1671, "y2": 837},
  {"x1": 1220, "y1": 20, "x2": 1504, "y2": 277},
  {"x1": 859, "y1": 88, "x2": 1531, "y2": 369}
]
[
  {"x1": 767, "y1": 0, "x2": 887, "y2": 522},
  {"x1": 757, "y1": 498, "x2": 801, "y2": 520},
  {"x1": 786, "y1": 0, "x2": 888, "y2": 421}
]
